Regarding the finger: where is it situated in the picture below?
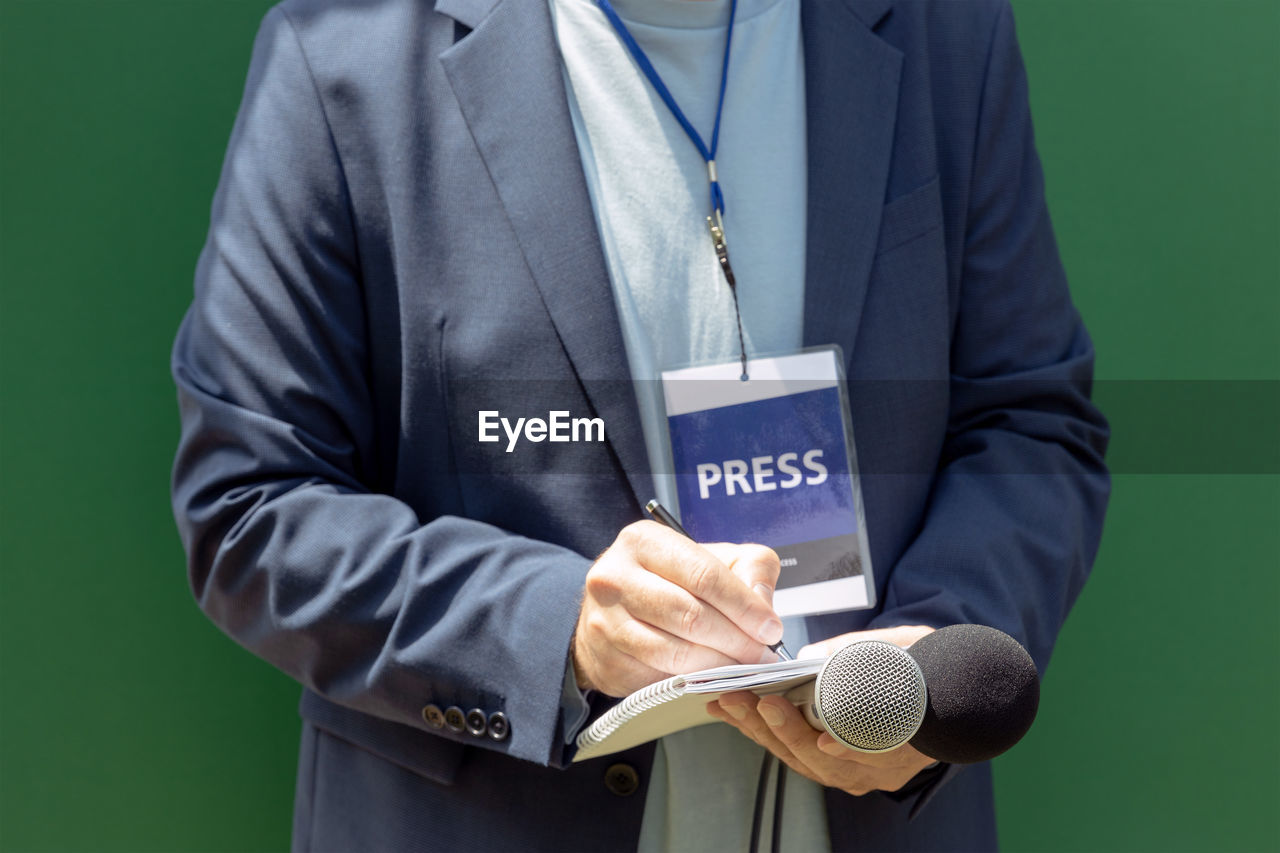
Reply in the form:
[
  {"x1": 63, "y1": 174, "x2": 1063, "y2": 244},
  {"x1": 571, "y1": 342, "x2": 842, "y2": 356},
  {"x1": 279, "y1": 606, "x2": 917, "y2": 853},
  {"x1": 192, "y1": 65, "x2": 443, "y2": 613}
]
[
  {"x1": 754, "y1": 695, "x2": 852, "y2": 770},
  {"x1": 747, "y1": 697, "x2": 891, "y2": 792},
  {"x1": 620, "y1": 571, "x2": 777, "y2": 666},
  {"x1": 611, "y1": 614, "x2": 750, "y2": 675},
  {"x1": 720, "y1": 693, "x2": 799, "y2": 759},
  {"x1": 626, "y1": 524, "x2": 783, "y2": 646},
  {"x1": 718, "y1": 694, "x2": 825, "y2": 782},
  {"x1": 815, "y1": 732, "x2": 934, "y2": 771},
  {"x1": 812, "y1": 732, "x2": 935, "y2": 793},
  {"x1": 715, "y1": 691, "x2": 760, "y2": 725},
  {"x1": 627, "y1": 523, "x2": 781, "y2": 639},
  {"x1": 745, "y1": 696, "x2": 933, "y2": 796},
  {"x1": 574, "y1": 614, "x2": 671, "y2": 697},
  {"x1": 585, "y1": 542, "x2": 773, "y2": 667},
  {"x1": 715, "y1": 692, "x2": 778, "y2": 744},
  {"x1": 810, "y1": 730, "x2": 901, "y2": 763},
  {"x1": 798, "y1": 625, "x2": 936, "y2": 659},
  {"x1": 708, "y1": 696, "x2": 762, "y2": 747},
  {"x1": 702, "y1": 543, "x2": 782, "y2": 606},
  {"x1": 759, "y1": 697, "x2": 925, "y2": 782},
  {"x1": 817, "y1": 731, "x2": 860, "y2": 758},
  {"x1": 705, "y1": 700, "x2": 752, "y2": 727}
]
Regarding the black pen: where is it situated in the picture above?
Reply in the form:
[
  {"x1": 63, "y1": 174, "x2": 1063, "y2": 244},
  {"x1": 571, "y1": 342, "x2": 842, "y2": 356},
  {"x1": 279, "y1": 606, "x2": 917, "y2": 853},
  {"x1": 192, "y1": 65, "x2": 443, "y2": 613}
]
[{"x1": 644, "y1": 499, "x2": 794, "y2": 662}]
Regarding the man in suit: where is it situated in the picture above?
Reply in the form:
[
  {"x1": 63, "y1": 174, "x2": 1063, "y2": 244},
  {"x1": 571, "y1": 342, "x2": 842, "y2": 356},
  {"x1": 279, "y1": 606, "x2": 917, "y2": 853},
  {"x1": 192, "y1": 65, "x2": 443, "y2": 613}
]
[{"x1": 172, "y1": 0, "x2": 1108, "y2": 849}]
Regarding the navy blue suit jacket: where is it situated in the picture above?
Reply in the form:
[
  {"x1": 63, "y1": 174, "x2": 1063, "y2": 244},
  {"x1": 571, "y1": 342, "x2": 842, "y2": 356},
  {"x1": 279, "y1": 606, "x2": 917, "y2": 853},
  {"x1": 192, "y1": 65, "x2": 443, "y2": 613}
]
[{"x1": 172, "y1": 0, "x2": 1109, "y2": 849}]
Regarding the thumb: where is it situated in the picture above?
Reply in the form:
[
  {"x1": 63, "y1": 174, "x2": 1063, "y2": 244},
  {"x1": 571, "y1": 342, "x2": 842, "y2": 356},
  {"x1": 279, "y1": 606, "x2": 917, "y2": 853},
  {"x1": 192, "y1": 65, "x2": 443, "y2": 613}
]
[{"x1": 799, "y1": 625, "x2": 937, "y2": 659}]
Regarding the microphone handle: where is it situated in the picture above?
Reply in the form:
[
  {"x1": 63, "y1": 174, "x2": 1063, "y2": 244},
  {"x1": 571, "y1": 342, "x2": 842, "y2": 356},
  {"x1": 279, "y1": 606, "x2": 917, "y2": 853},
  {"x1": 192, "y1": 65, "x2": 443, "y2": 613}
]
[{"x1": 783, "y1": 680, "x2": 823, "y2": 731}]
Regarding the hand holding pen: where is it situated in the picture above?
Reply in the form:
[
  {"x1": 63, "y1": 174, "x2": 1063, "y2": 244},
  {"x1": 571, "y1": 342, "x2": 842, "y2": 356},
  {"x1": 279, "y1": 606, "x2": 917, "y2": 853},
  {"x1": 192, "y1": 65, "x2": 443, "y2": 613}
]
[
  {"x1": 645, "y1": 500, "x2": 793, "y2": 662},
  {"x1": 570, "y1": 504, "x2": 790, "y2": 697}
]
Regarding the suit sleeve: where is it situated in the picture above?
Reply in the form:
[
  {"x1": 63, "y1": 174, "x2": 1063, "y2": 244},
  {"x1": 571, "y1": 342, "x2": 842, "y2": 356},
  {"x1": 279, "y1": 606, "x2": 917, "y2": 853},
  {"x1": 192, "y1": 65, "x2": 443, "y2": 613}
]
[
  {"x1": 171, "y1": 6, "x2": 587, "y2": 767},
  {"x1": 866, "y1": 2, "x2": 1110, "y2": 674}
]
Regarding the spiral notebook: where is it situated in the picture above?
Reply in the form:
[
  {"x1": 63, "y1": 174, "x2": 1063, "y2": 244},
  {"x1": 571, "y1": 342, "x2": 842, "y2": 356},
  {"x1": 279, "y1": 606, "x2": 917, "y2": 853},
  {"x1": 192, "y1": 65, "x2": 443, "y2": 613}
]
[{"x1": 572, "y1": 657, "x2": 825, "y2": 762}]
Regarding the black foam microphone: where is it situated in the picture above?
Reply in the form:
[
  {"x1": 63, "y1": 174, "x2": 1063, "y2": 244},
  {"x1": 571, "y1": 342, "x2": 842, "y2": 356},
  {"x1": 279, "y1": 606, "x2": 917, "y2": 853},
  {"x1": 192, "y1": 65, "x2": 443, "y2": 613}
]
[{"x1": 785, "y1": 624, "x2": 1040, "y2": 764}]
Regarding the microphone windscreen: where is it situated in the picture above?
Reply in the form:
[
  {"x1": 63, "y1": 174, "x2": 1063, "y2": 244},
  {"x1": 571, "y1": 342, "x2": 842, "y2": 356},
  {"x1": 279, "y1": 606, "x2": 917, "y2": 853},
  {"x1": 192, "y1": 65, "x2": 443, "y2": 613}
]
[{"x1": 906, "y1": 624, "x2": 1040, "y2": 764}]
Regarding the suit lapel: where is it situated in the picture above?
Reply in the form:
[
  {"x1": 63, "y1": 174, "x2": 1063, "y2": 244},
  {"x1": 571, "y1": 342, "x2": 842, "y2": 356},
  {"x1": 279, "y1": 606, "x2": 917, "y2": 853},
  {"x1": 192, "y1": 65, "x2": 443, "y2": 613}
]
[
  {"x1": 801, "y1": 0, "x2": 902, "y2": 364},
  {"x1": 439, "y1": 0, "x2": 654, "y2": 509},
  {"x1": 436, "y1": 0, "x2": 903, "y2": 506}
]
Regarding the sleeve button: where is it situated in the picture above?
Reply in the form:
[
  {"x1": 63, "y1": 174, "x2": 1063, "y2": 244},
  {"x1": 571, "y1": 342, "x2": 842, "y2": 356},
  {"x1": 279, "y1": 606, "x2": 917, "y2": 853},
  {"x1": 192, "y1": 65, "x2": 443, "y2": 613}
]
[
  {"x1": 486, "y1": 711, "x2": 509, "y2": 741},
  {"x1": 421, "y1": 704, "x2": 446, "y2": 729},
  {"x1": 443, "y1": 706, "x2": 467, "y2": 733},
  {"x1": 465, "y1": 708, "x2": 488, "y2": 736}
]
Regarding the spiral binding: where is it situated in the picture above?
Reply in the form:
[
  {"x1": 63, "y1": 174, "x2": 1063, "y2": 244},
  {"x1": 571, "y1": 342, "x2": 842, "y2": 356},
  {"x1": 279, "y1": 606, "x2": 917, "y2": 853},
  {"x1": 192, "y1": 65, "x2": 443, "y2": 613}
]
[{"x1": 575, "y1": 675, "x2": 688, "y2": 754}]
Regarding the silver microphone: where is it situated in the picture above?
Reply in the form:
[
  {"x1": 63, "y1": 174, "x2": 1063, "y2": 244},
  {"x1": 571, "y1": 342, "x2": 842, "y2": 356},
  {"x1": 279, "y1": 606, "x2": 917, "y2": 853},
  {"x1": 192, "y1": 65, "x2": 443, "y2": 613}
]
[
  {"x1": 784, "y1": 625, "x2": 1041, "y2": 763},
  {"x1": 785, "y1": 640, "x2": 928, "y2": 752}
]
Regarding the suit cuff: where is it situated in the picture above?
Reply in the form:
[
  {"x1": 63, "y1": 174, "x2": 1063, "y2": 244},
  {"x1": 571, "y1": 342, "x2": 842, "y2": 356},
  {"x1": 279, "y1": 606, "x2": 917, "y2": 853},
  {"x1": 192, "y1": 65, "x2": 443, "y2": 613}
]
[
  {"x1": 881, "y1": 760, "x2": 965, "y2": 820},
  {"x1": 560, "y1": 656, "x2": 593, "y2": 745}
]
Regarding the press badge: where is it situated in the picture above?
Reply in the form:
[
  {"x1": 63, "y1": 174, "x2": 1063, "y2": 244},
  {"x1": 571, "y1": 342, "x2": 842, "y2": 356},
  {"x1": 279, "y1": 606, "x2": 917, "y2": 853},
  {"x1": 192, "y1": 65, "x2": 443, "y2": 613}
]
[{"x1": 660, "y1": 347, "x2": 875, "y2": 617}]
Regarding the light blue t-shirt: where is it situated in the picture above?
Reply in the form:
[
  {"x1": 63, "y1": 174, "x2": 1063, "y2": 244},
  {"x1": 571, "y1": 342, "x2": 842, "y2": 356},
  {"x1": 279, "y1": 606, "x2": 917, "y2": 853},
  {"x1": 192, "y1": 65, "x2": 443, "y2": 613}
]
[{"x1": 548, "y1": 1, "x2": 830, "y2": 849}]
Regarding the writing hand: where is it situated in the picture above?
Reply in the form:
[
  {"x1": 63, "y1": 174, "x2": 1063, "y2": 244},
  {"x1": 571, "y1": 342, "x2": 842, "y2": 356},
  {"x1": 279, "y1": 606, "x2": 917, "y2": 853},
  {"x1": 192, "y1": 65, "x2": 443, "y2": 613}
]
[{"x1": 572, "y1": 521, "x2": 784, "y2": 697}]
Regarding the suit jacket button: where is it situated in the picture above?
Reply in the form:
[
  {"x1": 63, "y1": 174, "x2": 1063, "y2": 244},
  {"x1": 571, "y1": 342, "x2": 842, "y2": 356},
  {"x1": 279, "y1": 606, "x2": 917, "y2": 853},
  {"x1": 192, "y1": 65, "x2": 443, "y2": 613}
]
[
  {"x1": 486, "y1": 711, "x2": 509, "y2": 741},
  {"x1": 443, "y1": 706, "x2": 467, "y2": 733},
  {"x1": 421, "y1": 704, "x2": 446, "y2": 729},
  {"x1": 465, "y1": 708, "x2": 487, "y2": 736},
  {"x1": 604, "y1": 763, "x2": 640, "y2": 797}
]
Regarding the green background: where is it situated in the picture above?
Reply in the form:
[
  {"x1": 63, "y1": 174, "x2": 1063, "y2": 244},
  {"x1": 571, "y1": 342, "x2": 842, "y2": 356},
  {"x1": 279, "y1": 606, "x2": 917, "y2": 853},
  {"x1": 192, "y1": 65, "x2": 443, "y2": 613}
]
[{"x1": 1, "y1": 0, "x2": 1276, "y2": 850}]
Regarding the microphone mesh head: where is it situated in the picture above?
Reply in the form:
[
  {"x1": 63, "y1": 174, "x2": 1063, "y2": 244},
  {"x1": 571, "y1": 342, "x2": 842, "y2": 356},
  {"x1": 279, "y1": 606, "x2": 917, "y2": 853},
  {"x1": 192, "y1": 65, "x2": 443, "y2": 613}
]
[{"x1": 815, "y1": 641, "x2": 927, "y2": 752}]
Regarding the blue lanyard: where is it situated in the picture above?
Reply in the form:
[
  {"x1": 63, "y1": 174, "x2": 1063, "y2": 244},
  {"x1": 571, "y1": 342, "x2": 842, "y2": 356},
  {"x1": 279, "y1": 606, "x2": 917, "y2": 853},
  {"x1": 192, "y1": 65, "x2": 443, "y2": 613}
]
[
  {"x1": 594, "y1": 0, "x2": 750, "y2": 379},
  {"x1": 594, "y1": 0, "x2": 737, "y2": 220}
]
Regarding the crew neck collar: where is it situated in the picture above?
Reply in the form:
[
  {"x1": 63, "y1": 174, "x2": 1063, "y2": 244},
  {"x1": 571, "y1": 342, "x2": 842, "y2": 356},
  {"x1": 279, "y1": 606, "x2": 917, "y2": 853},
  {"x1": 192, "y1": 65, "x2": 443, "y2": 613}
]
[{"x1": 583, "y1": 0, "x2": 782, "y2": 30}]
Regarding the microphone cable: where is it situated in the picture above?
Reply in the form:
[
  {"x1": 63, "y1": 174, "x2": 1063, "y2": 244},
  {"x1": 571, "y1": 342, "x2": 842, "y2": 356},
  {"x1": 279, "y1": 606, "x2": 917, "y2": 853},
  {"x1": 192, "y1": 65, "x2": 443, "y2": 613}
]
[{"x1": 747, "y1": 751, "x2": 787, "y2": 853}]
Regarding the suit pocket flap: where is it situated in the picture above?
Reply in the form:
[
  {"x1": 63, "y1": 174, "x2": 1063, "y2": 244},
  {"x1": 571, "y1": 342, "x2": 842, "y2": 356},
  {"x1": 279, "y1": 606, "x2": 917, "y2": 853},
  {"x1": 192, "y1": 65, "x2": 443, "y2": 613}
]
[{"x1": 877, "y1": 176, "x2": 942, "y2": 254}]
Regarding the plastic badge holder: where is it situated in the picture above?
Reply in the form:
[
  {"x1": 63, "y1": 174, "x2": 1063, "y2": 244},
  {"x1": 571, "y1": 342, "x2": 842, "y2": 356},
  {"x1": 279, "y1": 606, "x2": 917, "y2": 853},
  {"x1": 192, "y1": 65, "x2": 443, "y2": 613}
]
[{"x1": 660, "y1": 346, "x2": 875, "y2": 617}]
